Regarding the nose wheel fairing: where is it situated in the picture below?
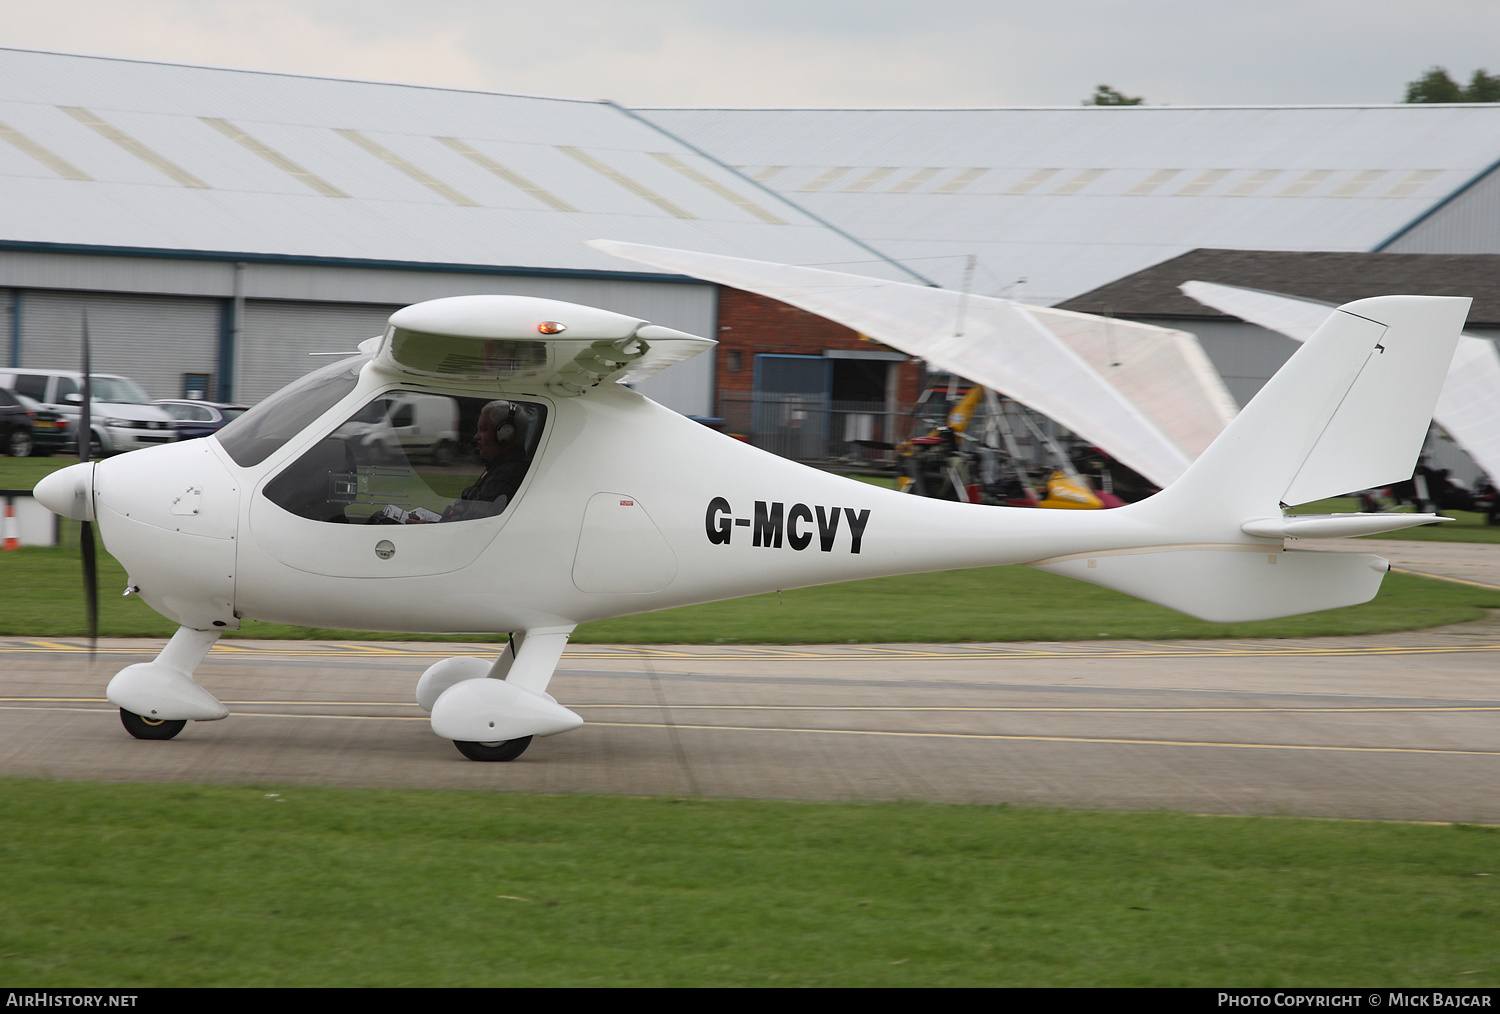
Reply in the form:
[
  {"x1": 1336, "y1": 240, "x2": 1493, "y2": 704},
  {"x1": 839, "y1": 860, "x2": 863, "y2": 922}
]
[{"x1": 106, "y1": 626, "x2": 227, "y2": 723}]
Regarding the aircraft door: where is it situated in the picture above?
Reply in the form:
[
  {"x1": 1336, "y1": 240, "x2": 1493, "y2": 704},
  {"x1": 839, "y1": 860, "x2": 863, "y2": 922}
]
[{"x1": 571, "y1": 492, "x2": 678, "y2": 593}]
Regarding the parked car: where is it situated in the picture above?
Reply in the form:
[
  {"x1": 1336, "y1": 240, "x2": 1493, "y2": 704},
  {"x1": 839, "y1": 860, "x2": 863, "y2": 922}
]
[
  {"x1": 153, "y1": 400, "x2": 248, "y2": 441},
  {"x1": 0, "y1": 387, "x2": 35, "y2": 457},
  {"x1": 11, "y1": 392, "x2": 71, "y2": 456},
  {"x1": 0, "y1": 369, "x2": 177, "y2": 455}
]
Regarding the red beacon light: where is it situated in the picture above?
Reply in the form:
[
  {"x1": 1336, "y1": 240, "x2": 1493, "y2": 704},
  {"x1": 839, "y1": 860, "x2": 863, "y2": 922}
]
[{"x1": 538, "y1": 321, "x2": 567, "y2": 334}]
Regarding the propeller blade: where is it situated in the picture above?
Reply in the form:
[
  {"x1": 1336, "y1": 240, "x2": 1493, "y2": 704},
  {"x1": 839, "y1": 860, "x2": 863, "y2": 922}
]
[
  {"x1": 79, "y1": 311, "x2": 91, "y2": 464},
  {"x1": 79, "y1": 311, "x2": 95, "y2": 654},
  {"x1": 80, "y1": 519, "x2": 98, "y2": 653}
]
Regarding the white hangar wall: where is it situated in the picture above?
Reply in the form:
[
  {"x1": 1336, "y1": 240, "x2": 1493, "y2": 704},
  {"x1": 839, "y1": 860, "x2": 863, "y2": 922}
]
[
  {"x1": 11, "y1": 289, "x2": 221, "y2": 400},
  {"x1": 0, "y1": 49, "x2": 929, "y2": 420},
  {"x1": 0, "y1": 249, "x2": 718, "y2": 413},
  {"x1": 1381, "y1": 161, "x2": 1500, "y2": 256}
]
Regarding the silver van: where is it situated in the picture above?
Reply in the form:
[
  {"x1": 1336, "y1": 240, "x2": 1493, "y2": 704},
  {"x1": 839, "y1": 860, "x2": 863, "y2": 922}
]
[{"x1": 0, "y1": 369, "x2": 178, "y2": 455}]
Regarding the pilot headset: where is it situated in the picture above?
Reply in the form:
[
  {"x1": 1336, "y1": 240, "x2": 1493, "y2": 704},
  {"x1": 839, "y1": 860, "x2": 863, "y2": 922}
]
[{"x1": 492, "y1": 401, "x2": 518, "y2": 443}]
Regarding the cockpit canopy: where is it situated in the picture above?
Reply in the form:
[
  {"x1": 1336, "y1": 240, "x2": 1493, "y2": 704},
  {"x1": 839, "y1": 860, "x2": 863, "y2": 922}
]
[{"x1": 255, "y1": 387, "x2": 546, "y2": 525}]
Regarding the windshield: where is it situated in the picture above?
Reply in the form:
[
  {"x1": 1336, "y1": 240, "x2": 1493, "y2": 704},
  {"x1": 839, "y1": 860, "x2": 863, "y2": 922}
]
[{"x1": 216, "y1": 356, "x2": 370, "y2": 468}]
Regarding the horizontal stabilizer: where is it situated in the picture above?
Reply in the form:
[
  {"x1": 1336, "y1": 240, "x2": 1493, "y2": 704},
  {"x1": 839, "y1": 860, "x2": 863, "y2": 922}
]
[
  {"x1": 1031, "y1": 548, "x2": 1389, "y2": 623},
  {"x1": 1240, "y1": 513, "x2": 1450, "y2": 539}
]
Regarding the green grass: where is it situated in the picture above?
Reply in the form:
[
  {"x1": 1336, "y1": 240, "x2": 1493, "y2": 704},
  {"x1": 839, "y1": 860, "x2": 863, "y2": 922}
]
[
  {"x1": 8, "y1": 459, "x2": 1499, "y2": 643},
  {"x1": 6, "y1": 535, "x2": 1500, "y2": 642},
  {"x1": 0, "y1": 780, "x2": 1494, "y2": 986},
  {"x1": 0, "y1": 452, "x2": 70, "y2": 490},
  {"x1": 580, "y1": 565, "x2": 1500, "y2": 644}
]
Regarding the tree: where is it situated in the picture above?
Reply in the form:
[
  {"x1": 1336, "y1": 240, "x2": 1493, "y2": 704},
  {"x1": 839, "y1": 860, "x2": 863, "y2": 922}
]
[
  {"x1": 1085, "y1": 85, "x2": 1143, "y2": 106},
  {"x1": 1466, "y1": 68, "x2": 1500, "y2": 103},
  {"x1": 1405, "y1": 66, "x2": 1500, "y2": 103}
]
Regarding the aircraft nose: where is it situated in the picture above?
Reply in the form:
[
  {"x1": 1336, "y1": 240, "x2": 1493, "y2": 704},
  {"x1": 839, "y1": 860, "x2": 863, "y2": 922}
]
[
  {"x1": 84, "y1": 440, "x2": 240, "y2": 631},
  {"x1": 34, "y1": 462, "x2": 95, "y2": 521}
]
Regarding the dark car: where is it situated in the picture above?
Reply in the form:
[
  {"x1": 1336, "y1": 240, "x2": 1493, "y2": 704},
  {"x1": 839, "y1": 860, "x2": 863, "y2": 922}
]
[
  {"x1": 12, "y1": 392, "x2": 70, "y2": 455},
  {"x1": 0, "y1": 387, "x2": 35, "y2": 457},
  {"x1": 153, "y1": 400, "x2": 249, "y2": 441}
]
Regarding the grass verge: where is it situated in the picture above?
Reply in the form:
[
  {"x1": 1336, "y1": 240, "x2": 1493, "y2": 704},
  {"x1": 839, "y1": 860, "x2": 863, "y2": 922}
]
[
  {"x1": 5, "y1": 537, "x2": 1500, "y2": 642},
  {"x1": 0, "y1": 780, "x2": 1495, "y2": 987},
  {"x1": 8, "y1": 461, "x2": 1499, "y2": 642}
]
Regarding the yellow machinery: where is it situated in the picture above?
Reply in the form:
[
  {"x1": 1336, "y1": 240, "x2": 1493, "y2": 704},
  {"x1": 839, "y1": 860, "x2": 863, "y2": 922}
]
[{"x1": 896, "y1": 381, "x2": 1104, "y2": 510}]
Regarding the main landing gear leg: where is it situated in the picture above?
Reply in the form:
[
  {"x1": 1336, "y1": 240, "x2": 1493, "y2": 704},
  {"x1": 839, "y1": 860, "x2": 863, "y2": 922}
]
[
  {"x1": 418, "y1": 626, "x2": 582, "y2": 761},
  {"x1": 107, "y1": 625, "x2": 228, "y2": 740}
]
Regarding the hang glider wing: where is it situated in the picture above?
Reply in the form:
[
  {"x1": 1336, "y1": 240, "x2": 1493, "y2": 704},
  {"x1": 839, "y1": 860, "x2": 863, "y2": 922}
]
[
  {"x1": 592, "y1": 239, "x2": 1236, "y2": 487},
  {"x1": 1021, "y1": 304, "x2": 1237, "y2": 460},
  {"x1": 1182, "y1": 280, "x2": 1500, "y2": 487},
  {"x1": 372, "y1": 294, "x2": 715, "y2": 396}
]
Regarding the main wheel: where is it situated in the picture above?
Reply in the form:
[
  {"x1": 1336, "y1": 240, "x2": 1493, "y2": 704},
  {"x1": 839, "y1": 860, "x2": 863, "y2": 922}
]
[
  {"x1": 453, "y1": 736, "x2": 532, "y2": 762},
  {"x1": 120, "y1": 708, "x2": 186, "y2": 741},
  {"x1": 8, "y1": 428, "x2": 32, "y2": 457}
]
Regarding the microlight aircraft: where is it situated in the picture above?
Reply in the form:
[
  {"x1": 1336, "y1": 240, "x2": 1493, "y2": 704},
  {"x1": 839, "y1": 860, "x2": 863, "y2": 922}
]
[{"x1": 34, "y1": 292, "x2": 1469, "y2": 761}]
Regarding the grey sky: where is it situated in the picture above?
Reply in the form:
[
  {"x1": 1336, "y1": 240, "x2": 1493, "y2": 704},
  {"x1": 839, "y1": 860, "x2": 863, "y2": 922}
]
[{"x1": 2, "y1": 0, "x2": 1497, "y2": 107}]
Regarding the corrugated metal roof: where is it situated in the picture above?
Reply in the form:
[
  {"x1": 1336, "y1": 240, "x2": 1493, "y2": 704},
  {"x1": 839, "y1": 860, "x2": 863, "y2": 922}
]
[
  {"x1": 643, "y1": 105, "x2": 1500, "y2": 303},
  {"x1": 0, "y1": 49, "x2": 920, "y2": 283}
]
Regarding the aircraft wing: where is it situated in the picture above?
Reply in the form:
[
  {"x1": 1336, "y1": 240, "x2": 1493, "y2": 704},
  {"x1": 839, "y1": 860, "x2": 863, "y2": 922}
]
[
  {"x1": 1182, "y1": 280, "x2": 1500, "y2": 486},
  {"x1": 372, "y1": 294, "x2": 715, "y2": 395},
  {"x1": 592, "y1": 239, "x2": 1234, "y2": 488}
]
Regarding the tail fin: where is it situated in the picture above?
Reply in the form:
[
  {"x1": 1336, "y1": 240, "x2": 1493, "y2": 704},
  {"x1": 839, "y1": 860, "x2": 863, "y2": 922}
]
[
  {"x1": 1141, "y1": 295, "x2": 1469, "y2": 528},
  {"x1": 1033, "y1": 296, "x2": 1469, "y2": 623}
]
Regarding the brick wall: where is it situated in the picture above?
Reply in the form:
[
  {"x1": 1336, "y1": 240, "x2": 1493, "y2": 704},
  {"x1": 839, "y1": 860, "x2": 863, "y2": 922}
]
[{"x1": 713, "y1": 286, "x2": 923, "y2": 405}]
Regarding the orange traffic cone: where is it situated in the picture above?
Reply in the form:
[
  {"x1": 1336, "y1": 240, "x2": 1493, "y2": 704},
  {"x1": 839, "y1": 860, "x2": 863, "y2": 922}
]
[{"x1": 2, "y1": 499, "x2": 19, "y2": 550}]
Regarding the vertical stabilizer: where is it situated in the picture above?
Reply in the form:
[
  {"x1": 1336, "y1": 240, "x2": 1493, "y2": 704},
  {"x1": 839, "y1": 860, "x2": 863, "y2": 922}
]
[
  {"x1": 1051, "y1": 295, "x2": 1471, "y2": 621},
  {"x1": 1140, "y1": 295, "x2": 1469, "y2": 529}
]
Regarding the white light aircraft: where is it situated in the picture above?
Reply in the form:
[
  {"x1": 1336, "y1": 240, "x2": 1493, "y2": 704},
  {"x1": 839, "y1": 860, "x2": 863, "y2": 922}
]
[{"x1": 34, "y1": 292, "x2": 1468, "y2": 761}]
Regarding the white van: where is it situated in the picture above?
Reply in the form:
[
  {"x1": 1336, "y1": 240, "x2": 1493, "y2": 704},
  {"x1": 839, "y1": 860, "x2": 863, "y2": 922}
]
[
  {"x1": 0, "y1": 369, "x2": 178, "y2": 455},
  {"x1": 343, "y1": 392, "x2": 462, "y2": 465}
]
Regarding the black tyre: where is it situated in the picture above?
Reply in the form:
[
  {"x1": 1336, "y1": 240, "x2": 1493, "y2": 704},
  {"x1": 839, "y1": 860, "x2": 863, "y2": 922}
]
[
  {"x1": 431, "y1": 440, "x2": 455, "y2": 466},
  {"x1": 119, "y1": 708, "x2": 186, "y2": 741},
  {"x1": 7, "y1": 428, "x2": 32, "y2": 457},
  {"x1": 453, "y1": 736, "x2": 532, "y2": 761}
]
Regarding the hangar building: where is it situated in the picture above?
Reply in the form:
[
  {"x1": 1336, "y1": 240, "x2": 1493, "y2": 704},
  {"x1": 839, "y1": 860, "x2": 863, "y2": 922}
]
[
  {"x1": 643, "y1": 104, "x2": 1500, "y2": 302},
  {"x1": 0, "y1": 48, "x2": 918, "y2": 417},
  {"x1": 1057, "y1": 248, "x2": 1500, "y2": 484},
  {"x1": 6, "y1": 49, "x2": 1500, "y2": 473}
]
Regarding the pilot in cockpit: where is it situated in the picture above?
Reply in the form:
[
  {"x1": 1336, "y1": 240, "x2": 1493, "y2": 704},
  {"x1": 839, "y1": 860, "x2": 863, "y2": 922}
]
[
  {"x1": 391, "y1": 399, "x2": 533, "y2": 524},
  {"x1": 439, "y1": 400, "x2": 531, "y2": 521}
]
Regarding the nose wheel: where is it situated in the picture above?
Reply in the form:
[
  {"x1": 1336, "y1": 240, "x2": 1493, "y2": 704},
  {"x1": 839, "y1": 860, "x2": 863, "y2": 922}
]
[
  {"x1": 119, "y1": 708, "x2": 187, "y2": 741},
  {"x1": 453, "y1": 737, "x2": 532, "y2": 762}
]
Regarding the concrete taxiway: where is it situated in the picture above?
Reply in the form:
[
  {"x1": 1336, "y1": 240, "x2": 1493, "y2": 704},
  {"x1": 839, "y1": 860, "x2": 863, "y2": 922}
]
[
  {"x1": 1311, "y1": 537, "x2": 1500, "y2": 588},
  {"x1": 3, "y1": 611, "x2": 1499, "y2": 823}
]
